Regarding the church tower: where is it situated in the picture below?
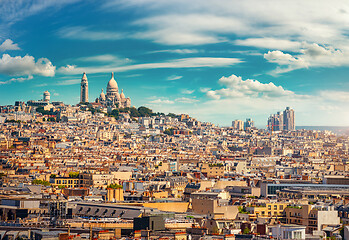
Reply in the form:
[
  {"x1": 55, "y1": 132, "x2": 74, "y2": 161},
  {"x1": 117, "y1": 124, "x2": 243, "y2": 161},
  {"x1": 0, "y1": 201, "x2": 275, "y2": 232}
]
[{"x1": 80, "y1": 72, "x2": 88, "y2": 103}]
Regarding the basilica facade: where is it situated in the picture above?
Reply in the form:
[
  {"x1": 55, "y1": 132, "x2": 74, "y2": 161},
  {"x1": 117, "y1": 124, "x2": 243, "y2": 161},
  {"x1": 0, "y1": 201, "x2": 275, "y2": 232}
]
[{"x1": 96, "y1": 72, "x2": 131, "y2": 108}]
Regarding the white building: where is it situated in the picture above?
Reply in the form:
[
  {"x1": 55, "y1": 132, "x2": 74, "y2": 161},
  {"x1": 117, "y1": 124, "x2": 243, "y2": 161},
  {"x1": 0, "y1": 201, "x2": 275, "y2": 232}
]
[
  {"x1": 97, "y1": 72, "x2": 131, "y2": 109},
  {"x1": 270, "y1": 224, "x2": 306, "y2": 239}
]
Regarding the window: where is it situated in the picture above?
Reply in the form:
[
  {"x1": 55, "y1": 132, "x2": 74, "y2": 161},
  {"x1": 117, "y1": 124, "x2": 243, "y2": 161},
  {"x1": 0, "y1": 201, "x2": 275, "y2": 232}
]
[
  {"x1": 280, "y1": 205, "x2": 283, "y2": 210},
  {"x1": 274, "y1": 205, "x2": 277, "y2": 210},
  {"x1": 293, "y1": 231, "x2": 302, "y2": 239},
  {"x1": 268, "y1": 205, "x2": 271, "y2": 210}
]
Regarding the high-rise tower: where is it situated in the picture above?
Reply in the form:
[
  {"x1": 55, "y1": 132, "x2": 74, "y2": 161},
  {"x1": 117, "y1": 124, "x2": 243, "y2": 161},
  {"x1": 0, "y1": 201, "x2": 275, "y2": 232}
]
[
  {"x1": 80, "y1": 72, "x2": 88, "y2": 103},
  {"x1": 283, "y1": 107, "x2": 295, "y2": 131}
]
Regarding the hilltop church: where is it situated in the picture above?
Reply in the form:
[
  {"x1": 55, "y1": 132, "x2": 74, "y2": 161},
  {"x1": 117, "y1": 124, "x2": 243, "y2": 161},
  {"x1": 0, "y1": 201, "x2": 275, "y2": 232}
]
[{"x1": 80, "y1": 72, "x2": 131, "y2": 109}]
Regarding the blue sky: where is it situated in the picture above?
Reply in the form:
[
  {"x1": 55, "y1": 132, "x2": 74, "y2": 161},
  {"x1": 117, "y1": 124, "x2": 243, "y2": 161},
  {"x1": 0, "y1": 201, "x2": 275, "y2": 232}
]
[{"x1": 1, "y1": 0, "x2": 349, "y2": 127}]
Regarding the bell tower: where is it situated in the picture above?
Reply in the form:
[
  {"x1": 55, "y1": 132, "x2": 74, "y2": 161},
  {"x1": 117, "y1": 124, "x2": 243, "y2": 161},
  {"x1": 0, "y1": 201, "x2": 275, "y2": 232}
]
[{"x1": 80, "y1": 72, "x2": 89, "y2": 103}]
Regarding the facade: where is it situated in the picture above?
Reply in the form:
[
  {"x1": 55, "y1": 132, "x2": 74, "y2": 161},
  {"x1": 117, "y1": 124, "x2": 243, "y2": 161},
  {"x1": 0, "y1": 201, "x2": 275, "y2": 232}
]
[
  {"x1": 268, "y1": 111, "x2": 283, "y2": 131},
  {"x1": 244, "y1": 118, "x2": 254, "y2": 130},
  {"x1": 80, "y1": 72, "x2": 88, "y2": 103},
  {"x1": 97, "y1": 72, "x2": 131, "y2": 109},
  {"x1": 201, "y1": 163, "x2": 225, "y2": 178},
  {"x1": 246, "y1": 202, "x2": 288, "y2": 219},
  {"x1": 270, "y1": 224, "x2": 306, "y2": 239},
  {"x1": 43, "y1": 91, "x2": 50, "y2": 102},
  {"x1": 232, "y1": 120, "x2": 244, "y2": 130},
  {"x1": 285, "y1": 205, "x2": 340, "y2": 234},
  {"x1": 107, "y1": 188, "x2": 124, "y2": 202},
  {"x1": 283, "y1": 107, "x2": 295, "y2": 131}
]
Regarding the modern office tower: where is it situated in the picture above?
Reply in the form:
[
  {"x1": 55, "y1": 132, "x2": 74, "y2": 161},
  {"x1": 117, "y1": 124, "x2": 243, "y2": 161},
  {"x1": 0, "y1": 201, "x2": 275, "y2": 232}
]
[
  {"x1": 43, "y1": 91, "x2": 50, "y2": 102},
  {"x1": 268, "y1": 107, "x2": 295, "y2": 131},
  {"x1": 80, "y1": 72, "x2": 88, "y2": 103},
  {"x1": 244, "y1": 118, "x2": 254, "y2": 130},
  {"x1": 283, "y1": 107, "x2": 295, "y2": 131},
  {"x1": 267, "y1": 112, "x2": 283, "y2": 131},
  {"x1": 232, "y1": 120, "x2": 244, "y2": 130}
]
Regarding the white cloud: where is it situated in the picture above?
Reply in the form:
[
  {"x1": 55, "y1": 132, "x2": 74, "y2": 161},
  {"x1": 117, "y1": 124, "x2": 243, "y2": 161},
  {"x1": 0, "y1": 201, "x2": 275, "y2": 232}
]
[
  {"x1": 167, "y1": 75, "x2": 182, "y2": 81},
  {"x1": 175, "y1": 97, "x2": 199, "y2": 103},
  {"x1": 235, "y1": 38, "x2": 302, "y2": 51},
  {"x1": 206, "y1": 91, "x2": 221, "y2": 100},
  {"x1": 264, "y1": 43, "x2": 348, "y2": 74},
  {"x1": 150, "y1": 49, "x2": 199, "y2": 54},
  {"x1": 59, "y1": 65, "x2": 76, "y2": 74},
  {"x1": 132, "y1": 14, "x2": 242, "y2": 45},
  {"x1": 53, "y1": 93, "x2": 59, "y2": 96},
  {"x1": 56, "y1": 79, "x2": 80, "y2": 86},
  {"x1": 0, "y1": 39, "x2": 20, "y2": 51},
  {"x1": 319, "y1": 90, "x2": 349, "y2": 102},
  {"x1": 78, "y1": 54, "x2": 125, "y2": 62},
  {"x1": 207, "y1": 74, "x2": 294, "y2": 99},
  {"x1": 0, "y1": 54, "x2": 55, "y2": 77},
  {"x1": 58, "y1": 57, "x2": 241, "y2": 74},
  {"x1": 181, "y1": 89, "x2": 195, "y2": 94},
  {"x1": 58, "y1": 26, "x2": 123, "y2": 41},
  {"x1": 149, "y1": 99, "x2": 174, "y2": 104},
  {"x1": 0, "y1": 75, "x2": 33, "y2": 85},
  {"x1": 200, "y1": 87, "x2": 211, "y2": 93}
]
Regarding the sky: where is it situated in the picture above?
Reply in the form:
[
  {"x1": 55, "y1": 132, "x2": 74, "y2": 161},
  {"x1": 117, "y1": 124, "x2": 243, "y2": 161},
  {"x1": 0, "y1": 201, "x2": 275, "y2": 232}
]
[{"x1": 1, "y1": 0, "x2": 349, "y2": 127}]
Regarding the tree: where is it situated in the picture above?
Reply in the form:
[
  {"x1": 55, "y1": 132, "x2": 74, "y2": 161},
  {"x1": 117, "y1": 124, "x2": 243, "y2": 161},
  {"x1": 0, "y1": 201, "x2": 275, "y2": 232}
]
[
  {"x1": 32, "y1": 179, "x2": 50, "y2": 186},
  {"x1": 167, "y1": 113, "x2": 178, "y2": 118},
  {"x1": 110, "y1": 109, "x2": 120, "y2": 118},
  {"x1": 243, "y1": 227, "x2": 251, "y2": 234},
  {"x1": 107, "y1": 184, "x2": 123, "y2": 189},
  {"x1": 69, "y1": 171, "x2": 79, "y2": 178},
  {"x1": 138, "y1": 106, "x2": 153, "y2": 117},
  {"x1": 238, "y1": 206, "x2": 248, "y2": 214},
  {"x1": 164, "y1": 128, "x2": 174, "y2": 135}
]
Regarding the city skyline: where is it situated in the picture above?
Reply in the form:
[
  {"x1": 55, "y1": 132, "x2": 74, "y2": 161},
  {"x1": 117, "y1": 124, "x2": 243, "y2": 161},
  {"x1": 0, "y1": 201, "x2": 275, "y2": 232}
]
[{"x1": 1, "y1": 1, "x2": 349, "y2": 126}]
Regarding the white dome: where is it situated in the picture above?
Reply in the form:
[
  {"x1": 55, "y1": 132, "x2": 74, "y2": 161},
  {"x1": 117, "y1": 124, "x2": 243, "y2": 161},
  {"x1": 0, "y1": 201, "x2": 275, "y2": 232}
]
[
  {"x1": 107, "y1": 72, "x2": 118, "y2": 91},
  {"x1": 120, "y1": 89, "x2": 125, "y2": 99}
]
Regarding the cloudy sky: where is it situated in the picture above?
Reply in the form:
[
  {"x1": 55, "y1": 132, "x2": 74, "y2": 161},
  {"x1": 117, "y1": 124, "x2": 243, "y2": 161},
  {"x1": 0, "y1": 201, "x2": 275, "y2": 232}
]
[{"x1": 1, "y1": 0, "x2": 349, "y2": 127}]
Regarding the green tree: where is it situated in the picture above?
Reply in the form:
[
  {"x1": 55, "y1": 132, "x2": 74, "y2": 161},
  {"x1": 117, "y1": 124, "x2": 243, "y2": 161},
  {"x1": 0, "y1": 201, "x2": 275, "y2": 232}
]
[
  {"x1": 107, "y1": 184, "x2": 123, "y2": 189},
  {"x1": 32, "y1": 179, "x2": 50, "y2": 186},
  {"x1": 138, "y1": 106, "x2": 153, "y2": 117},
  {"x1": 110, "y1": 109, "x2": 120, "y2": 118},
  {"x1": 167, "y1": 113, "x2": 178, "y2": 118},
  {"x1": 238, "y1": 206, "x2": 248, "y2": 214},
  {"x1": 243, "y1": 228, "x2": 250, "y2": 234},
  {"x1": 69, "y1": 171, "x2": 79, "y2": 178},
  {"x1": 164, "y1": 128, "x2": 175, "y2": 135}
]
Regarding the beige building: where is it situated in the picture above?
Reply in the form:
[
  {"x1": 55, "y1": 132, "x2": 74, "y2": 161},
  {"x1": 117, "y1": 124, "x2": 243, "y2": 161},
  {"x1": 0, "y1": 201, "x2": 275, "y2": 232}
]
[
  {"x1": 285, "y1": 205, "x2": 340, "y2": 233},
  {"x1": 201, "y1": 163, "x2": 225, "y2": 178},
  {"x1": 107, "y1": 188, "x2": 124, "y2": 202}
]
